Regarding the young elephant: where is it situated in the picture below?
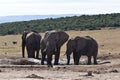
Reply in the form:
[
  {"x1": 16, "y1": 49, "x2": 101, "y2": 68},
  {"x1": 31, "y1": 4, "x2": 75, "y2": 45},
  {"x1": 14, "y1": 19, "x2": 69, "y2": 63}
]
[
  {"x1": 22, "y1": 31, "x2": 41, "y2": 59},
  {"x1": 66, "y1": 36, "x2": 98, "y2": 65},
  {"x1": 41, "y1": 31, "x2": 69, "y2": 67}
]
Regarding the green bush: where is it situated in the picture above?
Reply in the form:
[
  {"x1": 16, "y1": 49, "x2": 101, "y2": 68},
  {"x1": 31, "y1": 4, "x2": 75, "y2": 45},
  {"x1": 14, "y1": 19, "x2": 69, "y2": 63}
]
[{"x1": 0, "y1": 13, "x2": 120, "y2": 35}]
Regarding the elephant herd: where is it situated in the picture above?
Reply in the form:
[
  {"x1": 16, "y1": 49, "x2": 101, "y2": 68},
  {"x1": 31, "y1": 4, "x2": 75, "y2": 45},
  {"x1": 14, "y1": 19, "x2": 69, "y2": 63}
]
[{"x1": 22, "y1": 30, "x2": 98, "y2": 67}]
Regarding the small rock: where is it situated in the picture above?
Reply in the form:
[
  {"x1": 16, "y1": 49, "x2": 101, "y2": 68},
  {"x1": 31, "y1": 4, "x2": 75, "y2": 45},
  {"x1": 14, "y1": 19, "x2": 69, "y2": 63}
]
[
  {"x1": 110, "y1": 69, "x2": 119, "y2": 73},
  {"x1": 93, "y1": 71, "x2": 101, "y2": 74},
  {"x1": 84, "y1": 71, "x2": 94, "y2": 76},
  {"x1": 88, "y1": 71, "x2": 93, "y2": 76},
  {"x1": 26, "y1": 74, "x2": 44, "y2": 79}
]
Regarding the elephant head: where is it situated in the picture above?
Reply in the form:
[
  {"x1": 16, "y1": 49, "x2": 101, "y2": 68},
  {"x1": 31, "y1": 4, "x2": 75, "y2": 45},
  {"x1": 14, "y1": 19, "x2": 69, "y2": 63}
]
[{"x1": 66, "y1": 39, "x2": 76, "y2": 65}]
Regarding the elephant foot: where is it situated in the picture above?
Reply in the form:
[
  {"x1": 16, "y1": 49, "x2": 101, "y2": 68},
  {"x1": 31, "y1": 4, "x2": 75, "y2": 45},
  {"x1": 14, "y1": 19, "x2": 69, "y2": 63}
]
[
  {"x1": 47, "y1": 61, "x2": 53, "y2": 67},
  {"x1": 48, "y1": 64, "x2": 53, "y2": 67},
  {"x1": 41, "y1": 62, "x2": 44, "y2": 65},
  {"x1": 41, "y1": 60, "x2": 45, "y2": 65},
  {"x1": 94, "y1": 62, "x2": 98, "y2": 65},
  {"x1": 28, "y1": 56, "x2": 35, "y2": 58},
  {"x1": 87, "y1": 62, "x2": 91, "y2": 65},
  {"x1": 74, "y1": 61, "x2": 79, "y2": 65},
  {"x1": 74, "y1": 63, "x2": 79, "y2": 65},
  {"x1": 54, "y1": 63, "x2": 59, "y2": 65},
  {"x1": 35, "y1": 57, "x2": 39, "y2": 59},
  {"x1": 54, "y1": 60, "x2": 59, "y2": 65}
]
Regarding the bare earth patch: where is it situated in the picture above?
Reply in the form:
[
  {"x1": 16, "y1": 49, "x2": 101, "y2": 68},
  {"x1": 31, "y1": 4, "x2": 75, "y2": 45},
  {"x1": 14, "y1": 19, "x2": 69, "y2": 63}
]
[
  {"x1": 0, "y1": 29, "x2": 120, "y2": 80},
  {"x1": 0, "y1": 55, "x2": 119, "y2": 80}
]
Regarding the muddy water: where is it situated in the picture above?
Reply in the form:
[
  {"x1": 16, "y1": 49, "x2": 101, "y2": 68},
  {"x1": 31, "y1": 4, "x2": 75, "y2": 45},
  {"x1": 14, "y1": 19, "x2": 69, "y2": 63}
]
[{"x1": 0, "y1": 58, "x2": 110, "y2": 66}]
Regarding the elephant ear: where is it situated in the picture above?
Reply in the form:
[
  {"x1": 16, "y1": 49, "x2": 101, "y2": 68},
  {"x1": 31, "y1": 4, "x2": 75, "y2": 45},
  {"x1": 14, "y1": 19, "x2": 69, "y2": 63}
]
[
  {"x1": 57, "y1": 31, "x2": 69, "y2": 47},
  {"x1": 75, "y1": 37, "x2": 87, "y2": 52},
  {"x1": 43, "y1": 39, "x2": 56, "y2": 53}
]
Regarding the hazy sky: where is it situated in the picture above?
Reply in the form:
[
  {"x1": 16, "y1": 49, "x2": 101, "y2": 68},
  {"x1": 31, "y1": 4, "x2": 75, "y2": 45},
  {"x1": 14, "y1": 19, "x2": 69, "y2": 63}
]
[{"x1": 0, "y1": 0, "x2": 120, "y2": 16}]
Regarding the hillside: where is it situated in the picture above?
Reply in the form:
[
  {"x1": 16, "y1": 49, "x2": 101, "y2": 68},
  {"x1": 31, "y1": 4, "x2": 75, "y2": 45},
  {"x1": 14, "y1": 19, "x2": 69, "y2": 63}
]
[
  {"x1": 0, "y1": 14, "x2": 80, "y2": 23},
  {"x1": 0, "y1": 13, "x2": 120, "y2": 35}
]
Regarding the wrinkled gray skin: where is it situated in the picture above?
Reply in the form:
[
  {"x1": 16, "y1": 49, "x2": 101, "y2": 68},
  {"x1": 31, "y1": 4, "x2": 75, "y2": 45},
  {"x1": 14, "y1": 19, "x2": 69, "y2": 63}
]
[
  {"x1": 41, "y1": 31, "x2": 69, "y2": 67},
  {"x1": 22, "y1": 31, "x2": 41, "y2": 59},
  {"x1": 66, "y1": 36, "x2": 98, "y2": 65}
]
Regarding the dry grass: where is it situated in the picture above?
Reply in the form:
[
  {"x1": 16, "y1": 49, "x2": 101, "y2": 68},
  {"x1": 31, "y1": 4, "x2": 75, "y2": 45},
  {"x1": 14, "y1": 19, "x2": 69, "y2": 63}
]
[
  {"x1": 0, "y1": 28, "x2": 120, "y2": 58},
  {"x1": 0, "y1": 35, "x2": 21, "y2": 54}
]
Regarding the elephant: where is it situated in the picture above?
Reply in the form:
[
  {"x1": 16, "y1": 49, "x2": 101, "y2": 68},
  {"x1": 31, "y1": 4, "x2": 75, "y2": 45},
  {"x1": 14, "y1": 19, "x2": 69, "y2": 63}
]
[
  {"x1": 41, "y1": 30, "x2": 69, "y2": 67},
  {"x1": 66, "y1": 36, "x2": 98, "y2": 65},
  {"x1": 22, "y1": 30, "x2": 41, "y2": 59}
]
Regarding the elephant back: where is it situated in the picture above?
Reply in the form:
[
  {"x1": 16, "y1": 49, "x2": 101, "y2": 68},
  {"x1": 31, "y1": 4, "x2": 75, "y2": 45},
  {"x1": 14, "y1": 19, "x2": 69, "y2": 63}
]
[
  {"x1": 84, "y1": 36, "x2": 98, "y2": 47},
  {"x1": 26, "y1": 31, "x2": 41, "y2": 50},
  {"x1": 75, "y1": 36, "x2": 87, "y2": 52}
]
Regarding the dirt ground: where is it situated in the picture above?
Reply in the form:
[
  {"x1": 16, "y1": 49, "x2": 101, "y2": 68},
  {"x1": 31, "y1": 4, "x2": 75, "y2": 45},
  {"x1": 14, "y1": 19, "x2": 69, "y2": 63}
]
[
  {"x1": 0, "y1": 53, "x2": 119, "y2": 80},
  {"x1": 0, "y1": 29, "x2": 120, "y2": 80}
]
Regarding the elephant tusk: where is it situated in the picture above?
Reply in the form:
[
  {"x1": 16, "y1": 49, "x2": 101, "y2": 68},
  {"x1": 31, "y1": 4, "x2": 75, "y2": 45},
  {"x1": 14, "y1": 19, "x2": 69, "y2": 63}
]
[{"x1": 63, "y1": 54, "x2": 66, "y2": 56}]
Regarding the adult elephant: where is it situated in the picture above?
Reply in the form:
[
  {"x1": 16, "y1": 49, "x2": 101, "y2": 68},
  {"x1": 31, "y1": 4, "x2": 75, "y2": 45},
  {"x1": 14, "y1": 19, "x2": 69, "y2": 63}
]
[
  {"x1": 66, "y1": 36, "x2": 98, "y2": 65},
  {"x1": 41, "y1": 31, "x2": 69, "y2": 67},
  {"x1": 22, "y1": 31, "x2": 41, "y2": 59}
]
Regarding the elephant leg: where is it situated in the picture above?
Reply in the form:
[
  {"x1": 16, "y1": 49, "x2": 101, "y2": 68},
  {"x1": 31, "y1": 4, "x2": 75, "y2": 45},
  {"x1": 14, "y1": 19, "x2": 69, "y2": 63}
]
[
  {"x1": 22, "y1": 44, "x2": 25, "y2": 58},
  {"x1": 47, "y1": 54, "x2": 53, "y2": 67},
  {"x1": 93, "y1": 55, "x2": 98, "y2": 65},
  {"x1": 36, "y1": 50, "x2": 39, "y2": 59},
  {"x1": 27, "y1": 49, "x2": 30, "y2": 58},
  {"x1": 77, "y1": 55, "x2": 81, "y2": 65},
  {"x1": 27, "y1": 48, "x2": 34, "y2": 58},
  {"x1": 87, "y1": 56, "x2": 92, "y2": 65},
  {"x1": 41, "y1": 52, "x2": 46, "y2": 65},
  {"x1": 31, "y1": 49, "x2": 35, "y2": 58},
  {"x1": 67, "y1": 55, "x2": 70, "y2": 65},
  {"x1": 32, "y1": 52, "x2": 35, "y2": 58},
  {"x1": 28, "y1": 52, "x2": 32, "y2": 58},
  {"x1": 30, "y1": 49, "x2": 35, "y2": 58},
  {"x1": 54, "y1": 48, "x2": 60, "y2": 65},
  {"x1": 73, "y1": 53, "x2": 76, "y2": 65},
  {"x1": 74, "y1": 53, "x2": 80, "y2": 65}
]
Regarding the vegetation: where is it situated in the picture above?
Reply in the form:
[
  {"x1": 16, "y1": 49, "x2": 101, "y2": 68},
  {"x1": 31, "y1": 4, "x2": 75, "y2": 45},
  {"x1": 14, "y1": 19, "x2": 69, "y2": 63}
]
[{"x1": 0, "y1": 13, "x2": 120, "y2": 35}]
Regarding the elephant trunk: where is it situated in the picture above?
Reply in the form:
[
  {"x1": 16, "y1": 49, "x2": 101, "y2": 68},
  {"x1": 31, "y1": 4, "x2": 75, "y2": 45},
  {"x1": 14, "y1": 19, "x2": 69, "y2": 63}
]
[
  {"x1": 65, "y1": 49, "x2": 72, "y2": 65},
  {"x1": 66, "y1": 54, "x2": 70, "y2": 65},
  {"x1": 22, "y1": 40, "x2": 25, "y2": 58}
]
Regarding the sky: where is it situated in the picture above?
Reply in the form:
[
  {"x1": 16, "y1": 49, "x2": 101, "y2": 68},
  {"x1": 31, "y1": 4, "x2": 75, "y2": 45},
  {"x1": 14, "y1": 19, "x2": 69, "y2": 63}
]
[{"x1": 0, "y1": 0, "x2": 120, "y2": 16}]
